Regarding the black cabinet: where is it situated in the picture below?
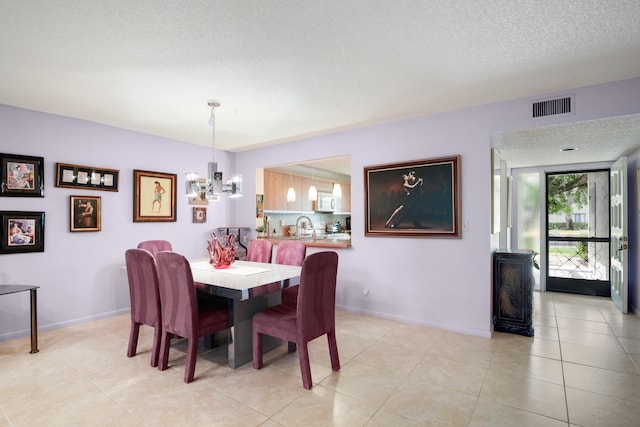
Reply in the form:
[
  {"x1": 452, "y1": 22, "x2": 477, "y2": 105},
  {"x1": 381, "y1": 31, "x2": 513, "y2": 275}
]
[{"x1": 493, "y1": 250, "x2": 534, "y2": 337}]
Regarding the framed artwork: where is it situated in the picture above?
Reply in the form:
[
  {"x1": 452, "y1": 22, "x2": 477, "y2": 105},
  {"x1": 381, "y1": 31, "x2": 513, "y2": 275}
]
[
  {"x1": 70, "y1": 195, "x2": 101, "y2": 232},
  {"x1": 364, "y1": 155, "x2": 461, "y2": 238},
  {"x1": 0, "y1": 153, "x2": 44, "y2": 197},
  {"x1": 193, "y1": 207, "x2": 207, "y2": 223},
  {"x1": 55, "y1": 163, "x2": 120, "y2": 191},
  {"x1": 0, "y1": 211, "x2": 45, "y2": 254},
  {"x1": 133, "y1": 169, "x2": 177, "y2": 222}
]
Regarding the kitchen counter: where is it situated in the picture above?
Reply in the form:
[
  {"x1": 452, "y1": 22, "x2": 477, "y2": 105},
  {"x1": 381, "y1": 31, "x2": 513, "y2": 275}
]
[{"x1": 264, "y1": 236, "x2": 351, "y2": 248}]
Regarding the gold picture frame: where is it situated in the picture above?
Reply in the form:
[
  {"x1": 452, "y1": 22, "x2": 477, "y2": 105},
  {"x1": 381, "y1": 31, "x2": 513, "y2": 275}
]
[
  {"x1": 70, "y1": 195, "x2": 101, "y2": 232},
  {"x1": 133, "y1": 170, "x2": 177, "y2": 222},
  {"x1": 364, "y1": 155, "x2": 461, "y2": 238}
]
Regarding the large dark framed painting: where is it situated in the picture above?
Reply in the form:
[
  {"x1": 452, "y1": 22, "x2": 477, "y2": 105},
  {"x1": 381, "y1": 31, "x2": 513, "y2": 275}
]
[
  {"x1": 0, "y1": 153, "x2": 45, "y2": 197},
  {"x1": 364, "y1": 155, "x2": 461, "y2": 238},
  {"x1": 133, "y1": 169, "x2": 177, "y2": 222},
  {"x1": 0, "y1": 211, "x2": 45, "y2": 254}
]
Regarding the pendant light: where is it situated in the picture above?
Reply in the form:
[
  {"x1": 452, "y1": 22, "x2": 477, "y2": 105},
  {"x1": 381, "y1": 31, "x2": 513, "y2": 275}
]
[
  {"x1": 308, "y1": 166, "x2": 318, "y2": 202},
  {"x1": 332, "y1": 171, "x2": 342, "y2": 199},
  {"x1": 287, "y1": 167, "x2": 296, "y2": 203},
  {"x1": 185, "y1": 100, "x2": 242, "y2": 200}
]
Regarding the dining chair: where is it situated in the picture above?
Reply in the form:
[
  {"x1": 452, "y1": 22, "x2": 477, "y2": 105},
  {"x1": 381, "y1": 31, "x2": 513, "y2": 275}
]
[
  {"x1": 246, "y1": 239, "x2": 273, "y2": 263},
  {"x1": 124, "y1": 248, "x2": 162, "y2": 367},
  {"x1": 275, "y1": 240, "x2": 307, "y2": 307},
  {"x1": 137, "y1": 240, "x2": 173, "y2": 256},
  {"x1": 253, "y1": 251, "x2": 340, "y2": 389},
  {"x1": 155, "y1": 251, "x2": 230, "y2": 383}
]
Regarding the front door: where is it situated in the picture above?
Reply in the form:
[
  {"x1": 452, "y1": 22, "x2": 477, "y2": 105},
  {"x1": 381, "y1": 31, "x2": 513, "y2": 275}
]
[
  {"x1": 610, "y1": 157, "x2": 628, "y2": 313},
  {"x1": 546, "y1": 169, "x2": 611, "y2": 296}
]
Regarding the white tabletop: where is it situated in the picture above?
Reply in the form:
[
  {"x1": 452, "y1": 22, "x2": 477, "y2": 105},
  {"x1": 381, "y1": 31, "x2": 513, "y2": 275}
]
[{"x1": 190, "y1": 258, "x2": 302, "y2": 300}]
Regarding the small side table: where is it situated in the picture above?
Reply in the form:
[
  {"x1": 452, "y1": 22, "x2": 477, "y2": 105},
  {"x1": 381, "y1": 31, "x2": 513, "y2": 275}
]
[{"x1": 0, "y1": 285, "x2": 40, "y2": 353}]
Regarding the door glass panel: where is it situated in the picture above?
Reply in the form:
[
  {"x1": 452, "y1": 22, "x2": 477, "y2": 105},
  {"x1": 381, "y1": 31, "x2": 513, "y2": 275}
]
[
  {"x1": 547, "y1": 171, "x2": 610, "y2": 292},
  {"x1": 516, "y1": 173, "x2": 540, "y2": 289}
]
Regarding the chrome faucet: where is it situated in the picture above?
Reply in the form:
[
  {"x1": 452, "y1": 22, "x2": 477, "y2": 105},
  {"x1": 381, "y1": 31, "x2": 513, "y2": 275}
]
[{"x1": 295, "y1": 215, "x2": 314, "y2": 239}]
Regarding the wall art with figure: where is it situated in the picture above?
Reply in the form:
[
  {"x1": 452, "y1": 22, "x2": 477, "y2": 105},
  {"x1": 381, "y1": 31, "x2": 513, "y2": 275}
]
[{"x1": 364, "y1": 155, "x2": 461, "y2": 238}]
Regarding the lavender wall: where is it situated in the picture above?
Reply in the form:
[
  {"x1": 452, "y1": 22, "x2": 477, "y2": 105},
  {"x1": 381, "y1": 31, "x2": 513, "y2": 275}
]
[
  {"x1": 1, "y1": 77, "x2": 639, "y2": 342},
  {"x1": 0, "y1": 106, "x2": 234, "y2": 339},
  {"x1": 233, "y1": 78, "x2": 640, "y2": 336}
]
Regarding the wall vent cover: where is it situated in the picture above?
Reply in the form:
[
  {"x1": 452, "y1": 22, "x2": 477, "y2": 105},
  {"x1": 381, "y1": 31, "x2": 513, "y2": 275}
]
[{"x1": 532, "y1": 95, "x2": 573, "y2": 118}]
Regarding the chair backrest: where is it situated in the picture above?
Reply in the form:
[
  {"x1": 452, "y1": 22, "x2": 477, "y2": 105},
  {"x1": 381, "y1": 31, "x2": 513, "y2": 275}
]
[
  {"x1": 297, "y1": 251, "x2": 339, "y2": 341},
  {"x1": 274, "y1": 240, "x2": 307, "y2": 266},
  {"x1": 125, "y1": 248, "x2": 161, "y2": 327},
  {"x1": 155, "y1": 251, "x2": 198, "y2": 338},
  {"x1": 246, "y1": 239, "x2": 273, "y2": 263},
  {"x1": 137, "y1": 240, "x2": 173, "y2": 256}
]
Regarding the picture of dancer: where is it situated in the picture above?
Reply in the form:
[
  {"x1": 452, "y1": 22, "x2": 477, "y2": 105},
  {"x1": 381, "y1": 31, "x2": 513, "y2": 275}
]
[
  {"x1": 7, "y1": 162, "x2": 34, "y2": 189},
  {"x1": 0, "y1": 211, "x2": 45, "y2": 254},
  {"x1": 385, "y1": 171, "x2": 424, "y2": 228},
  {"x1": 364, "y1": 156, "x2": 460, "y2": 237},
  {"x1": 151, "y1": 181, "x2": 166, "y2": 213},
  {"x1": 133, "y1": 170, "x2": 177, "y2": 222},
  {"x1": 8, "y1": 219, "x2": 34, "y2": 245}
]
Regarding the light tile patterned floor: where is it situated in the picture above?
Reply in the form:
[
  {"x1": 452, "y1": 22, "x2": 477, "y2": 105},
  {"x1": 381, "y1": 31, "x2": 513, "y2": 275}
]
[{"x1": 1, "y1": 292, "x2": 639, "y2": 426}]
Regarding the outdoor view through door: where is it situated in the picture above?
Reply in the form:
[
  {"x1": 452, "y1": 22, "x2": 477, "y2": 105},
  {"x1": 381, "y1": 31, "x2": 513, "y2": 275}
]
[{"x1": 546, "y1": 170, "x2": 611, "y2": 296}]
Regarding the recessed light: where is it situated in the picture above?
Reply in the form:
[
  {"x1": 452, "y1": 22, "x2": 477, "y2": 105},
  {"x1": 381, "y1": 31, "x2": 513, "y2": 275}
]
[{"x1": 560, "y1": 147, "x2": 577, "y2": 152}]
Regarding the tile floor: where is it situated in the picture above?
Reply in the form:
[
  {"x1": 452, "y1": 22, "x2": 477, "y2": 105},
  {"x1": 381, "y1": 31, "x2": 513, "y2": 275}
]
[{"x1": 1, "y1": 292, "x2": 640, "y2": 426}]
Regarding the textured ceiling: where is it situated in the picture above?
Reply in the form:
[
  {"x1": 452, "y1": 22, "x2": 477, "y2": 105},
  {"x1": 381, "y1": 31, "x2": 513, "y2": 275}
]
[
  {"x1": 493, "y1": 114, "x2": 640, "y2": 169},
  {"x1": 1, "y1": 1, "x2": 640, "y2": 169}
]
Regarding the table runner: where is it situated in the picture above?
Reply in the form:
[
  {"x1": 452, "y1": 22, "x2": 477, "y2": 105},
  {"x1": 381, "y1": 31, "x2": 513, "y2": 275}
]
[{"x1": 191, "y1": 261, "x2": 272, "y2": 276}]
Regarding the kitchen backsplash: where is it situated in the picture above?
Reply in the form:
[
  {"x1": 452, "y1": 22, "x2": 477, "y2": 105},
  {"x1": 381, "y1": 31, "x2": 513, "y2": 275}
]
[{"x1": 261, "y1": 212, "x2": 351, "y2": 237}]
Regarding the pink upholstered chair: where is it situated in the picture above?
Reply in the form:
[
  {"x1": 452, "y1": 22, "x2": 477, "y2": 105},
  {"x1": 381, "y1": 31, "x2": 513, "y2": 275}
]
[
  {"x1": 125, "y1": 248, "x2": 162, "y2": 367},
  {"x1": 156, "y1": 251, "x2": 230, "y2": 383},
  {"x1": 137, "y1": 240, "x2": 173, "y2": 256},
  {"x1": 246, "y1": 239, "x2": 273, "y2": 263},
  {"x1": 275, "y1": 240, "x2": 307, "y2": 307},
  {"x1": 253, "y1": 251, "x2": 340, "y2": 389}
]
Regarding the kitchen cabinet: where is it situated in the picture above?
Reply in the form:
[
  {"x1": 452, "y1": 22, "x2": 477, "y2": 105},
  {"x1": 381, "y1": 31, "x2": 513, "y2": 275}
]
[
  {"x1": 263, "y1": 169, "x2": 350, "y2": 213},
  {"x1": 493, "y1": 250, "x2": 534, "y2": 336},
  {"x1": 264, "y1": 169, "x2": 304, "y2": 211},
  {"x1": 337, "y1": 183, "x2": 350, "y2": 212}
]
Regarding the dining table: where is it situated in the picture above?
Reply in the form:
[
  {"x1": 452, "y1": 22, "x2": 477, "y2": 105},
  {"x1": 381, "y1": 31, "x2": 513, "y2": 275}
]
[{"x1": 189, "y1": 258, "x2": 302, "y2": 368}]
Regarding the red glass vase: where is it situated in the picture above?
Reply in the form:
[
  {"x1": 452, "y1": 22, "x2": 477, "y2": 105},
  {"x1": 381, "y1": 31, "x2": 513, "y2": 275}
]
[{"x1": 207, "y1": 232, "x2": 237, "y2": 269}]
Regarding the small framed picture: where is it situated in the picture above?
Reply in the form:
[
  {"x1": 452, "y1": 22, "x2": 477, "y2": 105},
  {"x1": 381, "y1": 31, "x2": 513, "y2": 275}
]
[
  {"x1": 70, "y1": 196, "x2": 102, "y2": 232},
  {"x1": 0, "y1": 153, "x2": 45, "y2": 197},
  {"x1": 193, "y1": 207, "x2": 207, "y2": 223},
  {"x1": 0, "y1": 211, "x2": 45, "y2": 254}
]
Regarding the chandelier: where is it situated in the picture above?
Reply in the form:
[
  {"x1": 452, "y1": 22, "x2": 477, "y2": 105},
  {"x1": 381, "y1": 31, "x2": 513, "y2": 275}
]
[{"x1": 185, "y1": 100, "x2": 242, "y2": 200}]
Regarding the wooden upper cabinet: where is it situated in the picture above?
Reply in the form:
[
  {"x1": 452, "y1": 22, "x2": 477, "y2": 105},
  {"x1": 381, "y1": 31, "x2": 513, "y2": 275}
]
[
  {"x1": 338, "y1": 182, "x2": 351, "y2": 213},
  {"x1": 264, "y1": 169, "x2": 351, "y2": 212},
  {"x1": 263, "y1": 169, "x2": 285, "y2": 210}
]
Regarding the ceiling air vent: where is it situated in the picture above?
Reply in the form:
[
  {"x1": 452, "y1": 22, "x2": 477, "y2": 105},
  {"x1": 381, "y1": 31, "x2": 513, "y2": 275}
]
[{"x1": 532, "y1": 96, "x2": 573, "y2": 118}]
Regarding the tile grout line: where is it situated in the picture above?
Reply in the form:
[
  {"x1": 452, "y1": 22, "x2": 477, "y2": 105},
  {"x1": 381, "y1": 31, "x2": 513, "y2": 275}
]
[{"x1": 553, "y1": 294, "x2": 572, "y2": 426}]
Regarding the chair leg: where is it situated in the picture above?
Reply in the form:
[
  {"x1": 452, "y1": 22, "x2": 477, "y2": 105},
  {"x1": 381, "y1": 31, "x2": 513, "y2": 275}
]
[
  {"x1": 127, "y1": 322, "x2": 140, "y2": 357},
  {"x1": 297, "y1": 342, "x2": 313, "y2": 389},
  {"x1": 158, "y1": 331, "x2": 172, "y2": 371},
  {"x1": 288, "y1": 341, "x2": 297, "y2": 352},
  {"x1": 253, "y1": 330, "x2": 263, "y2": 369},
  {"x1": 184, "y1": 338, "x2": 198, "y2": 383},
  {"x1": 327, "y1": 329, "x2": 340, "y2": 371},
  {"x1": 150, "y1": 325, "x2": 162, "y2": 367}
]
